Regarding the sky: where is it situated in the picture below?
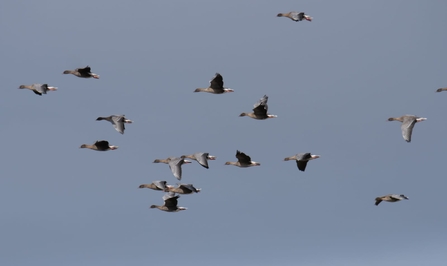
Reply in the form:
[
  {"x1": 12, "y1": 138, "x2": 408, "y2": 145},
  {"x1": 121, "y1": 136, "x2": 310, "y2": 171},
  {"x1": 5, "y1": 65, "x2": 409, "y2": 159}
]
[{"x1": 1, "y1": 0, "x2": 447, "y2": 265}]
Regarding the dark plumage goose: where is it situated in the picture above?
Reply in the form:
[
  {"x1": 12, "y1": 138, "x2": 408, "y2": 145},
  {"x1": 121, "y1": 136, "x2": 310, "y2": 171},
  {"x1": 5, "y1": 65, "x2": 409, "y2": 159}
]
[
  {"x1": 240, "y1": 95, "x2": 277, "y2": 120},
  {"x1": 153, "y1": 156, "x2": 192, "y2": 180},
  {"x1": 150, "y1": 192, "x2": 187, "y2": 212},
  {"x1": 63, "y1": 66, "x2": 99, "y2": 79},
  {"x1": 96, "y1": 115, "x2": 133, "y2": 134},
  {"x1": 182, "y1": 152, "x2": 216, "y2": 169},
  {"x1": 139, "y1": 181, "x2": 169, "y2": 192},
  {"x1": 225, "y1": 150, "x2": 260, "y2": 167},
  {"x1": 18, "y1": 84, "x2": 57, "y2": 96},
  {"x1": 375, "y1": 194, "x2": 409, "y2": 206},
  {"x1": 284, "y1": 153, "x2": 320, "y2": 172},
  {"x1": 194, "y1": 73, "x2": 234, "y2": 94},
  {"x1": 387, "y1": 115, "x2": 427, "y2": 142},
  {"x1": 166, "y1": 183, "x2": 201, "y2": 194},
  {"x1": 277, "y1": 11, "x2": 312, "y2": 22},
  {"x1": 79, "y1": 140, "x2": 118, "y2": 151}
]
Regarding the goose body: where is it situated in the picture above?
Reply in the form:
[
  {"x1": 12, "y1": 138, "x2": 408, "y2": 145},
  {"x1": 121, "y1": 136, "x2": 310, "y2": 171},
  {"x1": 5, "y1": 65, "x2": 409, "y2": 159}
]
[
  {"x1": 225, "y1": 150, "x2": 260, "y2": 167},
  {"x1": 153, "y1": 156, "x2": 192, "y2": 180},
  {"x1": 182, "y1": 152, "x2": 216, "y2": 169},
  {"x1": 388, "y1": 115, "x2": 427, "y2": 142},
  {"x1": 79, "y1": 140, "x2": 118, "y2": 151},
  {"x1": 277, "y1": 11, "x2": 312, "y2": 22},
  {"x1": 194, "y1": 73, "x2": 234, "y2": 94},
  {"x1": 96, "y1": 115, "x2": 133, "y2": 134},
  {"x1": 63, "y1": 66, "x2": 99, "y2": 79},
  {"x1": 284, "y1": 153, "x2": 320, "y2": 172},
  {"x1": 240, "y1": 95, "x2": 277, "y2": 120},
  {"x1": 166, "y1": 183, "x2": 201, "y2": 194},
  {"x1": 150, "y1": 192, "x2": 187, "y2": 212},
  {"x1": 375, "y1": 194, "x2": 409, "y2": 206},
  {"x1": 139, "y1": 181, "x2": 169, "y2": 192},
  {"x1": 18, "y1": 84, "x2": 57, "y2": 96}
]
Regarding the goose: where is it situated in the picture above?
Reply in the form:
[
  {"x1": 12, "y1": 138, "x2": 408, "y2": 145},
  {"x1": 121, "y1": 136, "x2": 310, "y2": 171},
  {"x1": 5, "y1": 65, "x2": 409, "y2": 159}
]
[
  {"x1": 139, "y1": 181, "x2": 169, "y2": 192},
  {"x1": 79, "y1": 140, "x2": 118, "y2": 151},
  {"x1": 194, "y1": 73, "x2": 234, "y2": 94},
  {"x1": 225, "y1": 150, "x2": 260, "y2": 167},
  {"x1": 436, "y1": 87, "x2": 447, "y2": 92},
  {"x1": 240, "y1": 95, "x2": 277, "y2": 120},
  {"x1": 153, "y1": 156, "x2": 192, "y2": 180},
  {"x1": 18, "y1": 84, "x2": 57, "y2": 96},
  {"x1": 284, "y1": 153, "x2": 320, "y2": 172},
  {"x1": 182, "y1": 152, "x2": 216, "y2": 169},
  {"x1": 96, "y1": 115, "x2": 133, "y2": 134},
  {"x1": 150, "y1": 192, "x2": 187, "y2": 212},
  {"x1": 63, "y1": 66, "x2": 99, "y2": 79},
  {"x1": 375, "y1": 194, "x2": 409, "y2": 206},
  {"x1": 387, "y1": 115, "x2": 427, "y2": 142},
  {"x1": 166, "y1": 183, "x2": 201, "y2": 194},
  {"x1": 277, "y1": 11, "x2": 312, "y2": 22}
]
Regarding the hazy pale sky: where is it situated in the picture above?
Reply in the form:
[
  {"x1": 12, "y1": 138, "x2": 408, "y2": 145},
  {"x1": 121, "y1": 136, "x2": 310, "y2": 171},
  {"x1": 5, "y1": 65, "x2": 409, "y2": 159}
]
[{"x1": 1, "y1": 1, "x2": 447, "y2": 265}]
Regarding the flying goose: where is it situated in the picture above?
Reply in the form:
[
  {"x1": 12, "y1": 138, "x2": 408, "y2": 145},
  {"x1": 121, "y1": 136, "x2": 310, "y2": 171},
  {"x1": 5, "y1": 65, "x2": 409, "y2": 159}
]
[
  {"x1": 18, "y1": 84, "x2": 57, "y2": 96},
  {"x1": 150, "y1": 192, "x2": 187, "y2": 212},
  {"x1": 139, "y1": 181, "x2": 169, "y2": 192},
  {"x1": 284, "y1": 153, "x2": 320, "y2": 172},
  {"x1": 63, "y1": 66, "x2": 99, "y2": 79},
  {"x1": 225, "y1": 150, "x2": 260, "y2": 167},
  {"x1": 375, "y1": 194, "x2": 409, "y2": 206},
  {"x1": 277, "y1": 11, "x2": 312, "y2": 22},
  {"x1": 240, "y1": 95, "x2": 277, "y2": 120},
  {"x1": 153, "y1": 156, "x2": 192, "y2": 180},
  {"x1": 194, "y1": 73, "x2": 234, "y2": 94},
  {"x1": 387, "y1": 115, "x2": 427, "y2": 142},
  {"x1": 166, "y1": 183, "x2": 201, "y2": 194},
  {"x1": 182, "y1": 152, "x2": 216, "y2": 169},
  {"x1": 96, "y1": 115, "x2": 133, "y2": 134},
  {"x1": 79, "y1": 140, "x2": 118, "y2": 151}
]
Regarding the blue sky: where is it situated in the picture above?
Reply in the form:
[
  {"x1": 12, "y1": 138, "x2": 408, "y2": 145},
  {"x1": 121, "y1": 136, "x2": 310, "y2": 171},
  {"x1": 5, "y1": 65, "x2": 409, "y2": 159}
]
[{"x1": 1, "y1": 1, "x2": 447, "y2": 265}]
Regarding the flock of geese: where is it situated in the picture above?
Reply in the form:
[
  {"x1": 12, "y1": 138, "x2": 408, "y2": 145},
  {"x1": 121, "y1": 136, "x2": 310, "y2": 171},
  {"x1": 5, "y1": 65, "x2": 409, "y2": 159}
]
[{"x1": 18, "y1": 9, "x2": 445, "y2": 212}]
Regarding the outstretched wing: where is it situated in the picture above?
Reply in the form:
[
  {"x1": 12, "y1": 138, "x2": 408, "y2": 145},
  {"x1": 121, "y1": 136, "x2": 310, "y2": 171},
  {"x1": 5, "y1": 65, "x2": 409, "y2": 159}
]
[
  {"x1": 210, "y1": 73, "x2": 224, "y2": 89},
  {"x1": 252, "y1": 95, "x2": 268, "y2": 117},
  {"x1": 236, "y1": 150, "x2": 251, "y2": 164}
]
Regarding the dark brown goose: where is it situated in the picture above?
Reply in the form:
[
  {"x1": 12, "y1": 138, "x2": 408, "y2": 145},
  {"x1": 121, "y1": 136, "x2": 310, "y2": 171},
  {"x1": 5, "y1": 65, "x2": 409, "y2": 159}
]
[
  {"x1": 63, "y1": 66, "x2": 99, "y2": 79},
  {"x1": 240, "y1": 95, "x2": 277, "y2": 120},
  {"x1": 194, "y1": 73, "x2": 234, "y2": 94},
  {"x1": 150, "y1": 192, "x2": 187, "y2": 212},
  {"x1": 225, "y1": 150, "x2": 260, "y2": 167},
  {"x1": 79, "y1": 140, "x2": 118, "y2": 151},
  {"x1": 166, "y1": 183, "x2": 201, "y2": 194}
]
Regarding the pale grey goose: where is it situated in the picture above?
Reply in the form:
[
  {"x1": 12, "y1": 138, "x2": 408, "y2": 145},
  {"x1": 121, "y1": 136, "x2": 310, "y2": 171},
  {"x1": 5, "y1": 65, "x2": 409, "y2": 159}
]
[
  {"x1": 284, "y1": 153, "x2": 320, "y2": 172},
  {"x1": 194, "y1": 73, "x2": 234, "y2": 94},
  {"x1": 375, "y1": 194, "x2": 409, "y2": 206},
  {"x1": 96, "y1": 115, "x2": 133, "y2": 134},
  {"x1": 277, "y1": 11, "x2": 312, "y2": 22},
  {"x1": 139, "y1": 181, "x2": 169, "y2": 192},
  {"x1": 166, "y1": 183, "x2": 201, "y2": 194},
  {"x1": 225, "y1": 150, "x2": 260, "y2": 167},
  {"x1": 63, "y1": 66, "x2": 99, "y2": 79},
  {"x1": 150, "y1": 192, "x2": 187, "y2": 212},
  {"x1": 388, "y1": 115, "x2": 427, "y2": 142},
  {"x1": 182, "y1": 152, "x2": 216, "y2": 169},
  {"x1": 153, "y1": 156, "x2": 192, "y2": 180},
  {"x1": 240, "y1": 95, "x2": 277, "y2": 120},
  {"x1": 79, "y1": 140, "x2": 118, "y2": 151},
  {"x1": 18, "y1": 84, "x2": 57, "y2": 96}
]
